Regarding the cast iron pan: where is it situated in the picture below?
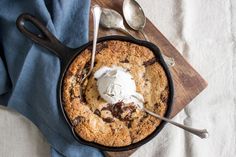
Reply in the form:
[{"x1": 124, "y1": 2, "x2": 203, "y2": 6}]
[{"x1": 16, "y1": 13, "x2": 174, "y2": 151}]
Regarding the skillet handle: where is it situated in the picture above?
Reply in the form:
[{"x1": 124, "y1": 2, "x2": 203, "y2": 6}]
[{"x1": 16, "y1": 13, "x2": 73, "y2": 61}]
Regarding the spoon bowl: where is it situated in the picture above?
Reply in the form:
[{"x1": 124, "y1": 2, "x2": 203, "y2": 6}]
[
  {"x1": 123, "y1": 0, "x2": 175, "y2": 66},
  {"x1": 123, "y1": 0, "x2": 146, "y2": 31},
  {"x1": 100, "y1": 8, "x2": 136, "y2": 38},
  {"x1": 100, "y1": 8, "x2": 123, "y2": 29}
]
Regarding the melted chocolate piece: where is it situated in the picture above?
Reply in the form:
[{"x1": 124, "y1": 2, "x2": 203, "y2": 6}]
[
  {"x1": 154, "y1": 103, "x2": 159, "y2": 107},
  {"x1": 66, "y1": 70, "x2": 74, "y2": 77},
  {"x1": 126, "y1": 69, "x2": 131, "y2": 72},
  {"x1": 101, "y1": 102, "x2": 137, "y2": 121},
  {"x1": 123, "y1": 105, "x2": 136, "y2": 111},
  {"x1": 71, "y1": 116, "x2": 85, "y2": 126},
  {"x1": 103, "y1": 117, "x2": 114, "y2": 123},
  {"x1": 94, "y1": 109, "x2": 101, "y2": 116},
  {"x1": 110, "y1": 127, "x2": 115, "y2": 134},
  {"x1": 75, "y1": 70, "x2": 82, "y2": 82},
  {"x1": 140, "y1": 113, "x2": 149, "y2": 123},
  {"x1": 79, "y1": 87, "x2": 86, "y2": 103},
  {"x1": 100, "y1": 102, "x2": 138, "y2": 122},
  {"x1": 160, "y1": 92, "x2": 168, "y2": 103},
  {"x1": 127, "y1": 121, "x2": 132, "y2": 128},
  {"x1": 111, "y1": 102, "x2": 124, "y2": 119},
  {"x1": 87, "y1": 42, "x2": 108, "y2": 53},
  {"x1": 83, "y1": 61, "x2": 90, "y2": 73},
  {"x1": 101, "y1": 104, "x2": 113, "y2": 111},
  {"x1": 69, "y1": 88, "x2": 75, "y2": 102},
  {"x1": 143, "y1": 57, "x2": 157, "y2": 66},
  {"x1": 144, "y1": 101, "x2": 148, "y2": 106},
  {"x1": 120, "y1": 58, "x2": 129, "y2": 63},
  {"x1": 123, "y1": 113, "x2": 132, "y2": 121}
]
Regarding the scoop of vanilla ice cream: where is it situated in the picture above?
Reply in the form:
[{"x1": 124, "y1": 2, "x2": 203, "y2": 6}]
[{"x1": 94, "y1": 66, "x2": 144, "y2": 108}]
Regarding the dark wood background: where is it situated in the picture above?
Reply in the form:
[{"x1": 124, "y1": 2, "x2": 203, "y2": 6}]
[{"x1": 89, "y1": 0, "x2": 208, "y2": 157}]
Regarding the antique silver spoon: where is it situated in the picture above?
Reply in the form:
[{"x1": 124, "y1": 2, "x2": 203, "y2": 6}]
[
  {"x1": 123, "y1": 0, "x2": 175, "y2": 67},
  {"x1": 144, "y1": 108, "x2": 209, "y2": 139},
  {"x1": 128, "y1": 92, "x2": 209, "y2": 139},
  {"x1": 81, "y1": 5, "x2": 101, "y2": 82},
  {"x1": 100, "y1": 8, "x2": 136, "y2": 38},
  {"x1": 131, "y1": 90, "x2": 208, "y2": 138}
]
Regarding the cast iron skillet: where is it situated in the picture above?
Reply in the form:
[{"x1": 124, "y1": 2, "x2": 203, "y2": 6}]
[{"x1": 16, "y1": 13, "x2": 174, "y2": 151}]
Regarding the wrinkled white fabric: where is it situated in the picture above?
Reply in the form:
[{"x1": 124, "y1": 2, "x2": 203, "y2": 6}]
[
  {"x1": 0, "y1": 106, "x2": 50, "y2": 157},
  {"x1": 0, "y1": 0, "x2": 236, "y2": 157},
  {"x1": 132, "y1": 0, "x2": 236, "y2": 157}
]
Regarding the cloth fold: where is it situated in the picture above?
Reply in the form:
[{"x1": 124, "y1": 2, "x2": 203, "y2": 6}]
[{"x1": 0, "y1": 0, "x2": 103, "y2": 157}]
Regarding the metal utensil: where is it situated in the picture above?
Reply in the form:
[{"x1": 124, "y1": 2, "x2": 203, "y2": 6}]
[
  {"x1": 100, "y1": 8, "x2": 136, "y2": 38},
  {"x1": 144, "y1": 108, "x2": 209, "y2": 139},
  {"x1": 123, "y1": 0, "x2": 175, "y2": 67},
  {"x1": 81, "y1": 5, "x2": 102, "y2": 82}
]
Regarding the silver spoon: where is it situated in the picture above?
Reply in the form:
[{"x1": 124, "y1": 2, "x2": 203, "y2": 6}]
[
  {"x1": 100, "y1": 8, "x2": 136, "y2": 39},
  {"x1": 144, "y1": 108, "x2": 209, "y2": 139},
  {"x1": 131, "y1": 92, "x2": 208, "y2": 138},
  {"x1": 123, "y1": 0, "x2": 175, "y2": 67},
  {"x1": 81, "y1": 5, "x2": 101, "y2": 83}
]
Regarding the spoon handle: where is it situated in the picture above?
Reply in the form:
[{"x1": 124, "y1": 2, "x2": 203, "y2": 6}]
[
  {"x1": 163, "y1": 55, "x2": 175, "y2": 67},
  {"x1": 118, "y1": 26, "x2": 137, "y2": 39},
  {"x1": 82, "y1": 5, "x2": 101, "y2": 82},
  {"x1": 140, "y1": 29, "x2": 150, "y2": 41},
  {"x1": 144, "y1": 108, "x2": 209, "y2": 139}
]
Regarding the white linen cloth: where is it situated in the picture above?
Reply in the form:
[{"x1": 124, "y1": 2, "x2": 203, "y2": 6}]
[{"x1": 0, "y1": 0, "x2": 236, "y2": 156}]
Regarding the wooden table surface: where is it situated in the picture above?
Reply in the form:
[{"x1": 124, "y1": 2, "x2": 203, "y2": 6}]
[{"x1": 89, "y1": 0, "x2": 208, "y2": 157}]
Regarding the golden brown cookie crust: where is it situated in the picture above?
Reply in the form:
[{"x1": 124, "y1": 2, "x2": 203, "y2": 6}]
[{"x1": 62, "y1": 40, "x2": 169, "y2": 147}]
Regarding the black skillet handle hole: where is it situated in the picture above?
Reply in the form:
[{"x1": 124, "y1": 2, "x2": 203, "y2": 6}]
[{"x1": 24, "y1": 21, "x2": 46, "y2": 39}]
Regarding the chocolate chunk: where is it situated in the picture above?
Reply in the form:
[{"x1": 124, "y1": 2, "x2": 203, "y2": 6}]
[
  {"x1": 160, "y1": 92, "x2": 168, "y2": 103},
  {"x1": 154, "y1": 103, "x2": 159, "y2": 107},
  {"x1": 123, "y1": 113, "x2": 132, "y2": 121},
  {"x1": 97, "y1": 96, "x2": 101, "y2": 100},
  {"x1": 110, "y1": 127, "x2": 115, "y2": 134},
  {"x1": 123, "y1": 105, "x2": 136, "y2": 111},
  {"x1": 101, "y1": 102, "x2": 137, "y2": 121},
  {"x1": 103, "y1": 117, "x2": 114, "y2": 123},
  {"x1": 71, "y1": 116, "x2": 85, "y2": 126},
  {"x1": 77, "y1": 61, "x2": 90, "y2": 82},
  {"x1": 83, "y1": 61, "x2": 90, "y2": 72},
  {"x1": 87, "y1": 42, "x2": 108, "y2": 53},
  {"x1": 94, "y1": 109, "x2": 101, "y2": 116},
  {"x1": 101, "y1": 104, "x2": 113, "y2": 111},
  {"x1": 69, "y1": 88, "x2": 75, "y2": 101},
  {"x1": 112, "y1": 102, "x2": 124, "y2": 118},
  {"x1": 120, "y1": 58, "x2": 129, "y2": 63},
  {"x1": 127, "y1": 121, "x2": 132, "y2": 128},
  {"x1": 143, "y1": 57, "x2": 157, "y2": 66},
  {"x1": 140, "y1": 113, "x2": 148, "y2": 123},
  {"x1": 66, "y1": 70, "x2": 74, "y2": 77},
  {"x1": 79, "y1": 89, "x2": 87, "y2": 103},
  {"x1": 75, "y1": 70, "x2": 82, "y2": 82}
]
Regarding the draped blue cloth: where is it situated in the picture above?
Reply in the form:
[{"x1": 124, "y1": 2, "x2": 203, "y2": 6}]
[{"x1": 0, "y1": 0, "x2": 103, "y2": 156}]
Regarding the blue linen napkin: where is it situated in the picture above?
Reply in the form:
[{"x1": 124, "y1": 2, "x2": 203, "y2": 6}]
[{"x1": 0, "y1": 0, "x2": 104, "y2": 156}]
